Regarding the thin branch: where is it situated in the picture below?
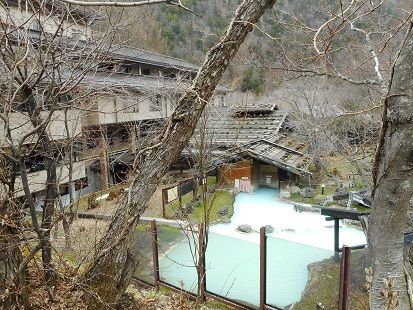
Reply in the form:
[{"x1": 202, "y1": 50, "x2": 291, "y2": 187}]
[
  {"x1": 259, "y1": 65, "x2": 380, "y2": 86},
  {"x1": 56, "y1": 0, "x2": 197, "y2": 15}
]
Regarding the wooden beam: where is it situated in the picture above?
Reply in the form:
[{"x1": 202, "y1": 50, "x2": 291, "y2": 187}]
[
  {"x1": 339, "y1": 246, "x2": 351, "y2": 310},
  {"x1": 198, "y1": 223, "x2": 206, "y2": 302},
  {"x1": 321, "y1": 207, "x2": 370, "y2": 220},
  {"x1": 151, "y1": 220, "x2": 160, "y2": 288},
  {"x1": 260, "y1": 227, "x2": 267, "y2": 310},
  {"x1": 243, "y1": 150, "x2": 311, "y2": 176},
  {"x1": 334, "y1": 218, "x2": 340, "y2": 260}
]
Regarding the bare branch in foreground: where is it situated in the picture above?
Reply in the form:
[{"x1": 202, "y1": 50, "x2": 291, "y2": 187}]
[{"x1": 56, "y1": 0, "x2": 197, "y2": 15}]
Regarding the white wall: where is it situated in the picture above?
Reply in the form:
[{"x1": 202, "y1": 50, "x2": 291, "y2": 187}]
[
  {"x1": 15, "y1": 161, "x2": 86, "y2": 197},
  {"x1": 0, "y1": 5, "x2": 92, "y2": 40},
  {"x1": 0, "y1": 109, "x2": 83, "y2": 147},
  {"x1": 87, "y1": 94, "x2": 170, "y2": 126}
]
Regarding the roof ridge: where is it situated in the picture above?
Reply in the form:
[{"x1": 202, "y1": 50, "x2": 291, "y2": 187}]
[
  {"x1": 124, "y1": 46, "x2": 197, "y2": 65},
  {"x1": 111, "y1": 44, "x2": 198, "y2": 68}
]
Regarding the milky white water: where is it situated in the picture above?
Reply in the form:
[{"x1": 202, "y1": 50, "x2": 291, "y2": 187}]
[
  {"x1": 159, "y1": 188, "x2": 366, "y2": 308},
  {"x1": 210, "y1": 188, "x2": 366, "y2": 250}
]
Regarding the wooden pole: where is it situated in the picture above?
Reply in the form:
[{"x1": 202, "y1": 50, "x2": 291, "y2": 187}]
[
  {"x1": 198, "y1": 223, "x2": 206, "y2": 302},
  {"x1": 99, "y1": 126, "x2": 109, "y2": 190},
  {"x1": 151, "y1": 220, "x2": 160, "y2": 288},
  {"x1": 161, "y1": 189, "x2": 166, "y2": 218},
  {"x1": 260, "y1": 226, "x2": 267, "y2": 310},
  {"x1": 334, "y1": 218, "x2": 340, "y2": 260},
  {"x1": 339, "y1": 245, "x2": 351, "y2": 310},
  {"x1": 192, "y1": 176, "x2": 196, "y2": 199},
  {"x1": 204, "y1": 176, "x2": 208, "y2": 193},
  {"x1": 178, "y1": 182, "x2": 182, "y2": 208}
]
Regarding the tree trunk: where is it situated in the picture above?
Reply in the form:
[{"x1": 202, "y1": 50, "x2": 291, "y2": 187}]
[
  {"x1": 61, "y1": 108, "x2": 76, "y2": 250},
  {"x1": 0, "y1": 199, "x2": 23, "y2": 309},
  {"x1": 368, "y1": 20, "x2": 413, "y2": 309},
  {"x1": 21, "y1": 87, "x2": 59, "y2": 286},
  {"x1": 41, "y1": 154, "x2": 57, "y2": 285},
  {"x1": 80, "y1": 0, "x2": 277, "y2": 307},
  {"x1": 99, "y1": 126, "x2": 109, "y2": 190},
  {"x1": 62, "y1": 216, "x2": 72, "y2": 249}
]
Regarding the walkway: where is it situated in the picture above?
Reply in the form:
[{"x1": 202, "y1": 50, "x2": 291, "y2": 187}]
[{"x1": 76, "y1": 212, "x2": 189, "y2": 229}]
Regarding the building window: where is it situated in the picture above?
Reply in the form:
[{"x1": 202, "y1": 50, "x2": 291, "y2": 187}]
[
  {"x1": 118, "y1": 65, "x2": 131, "y2": 73},
  {"x1": 75, "y1": 177, "x2": 88, "y2": 191},
  {"x1": 59, "y1": 184, "x2": 69, "y2": 196},
  {"x1": 98, "y1": 63, "x2": 114, "y2": 72},
  {"x1": 149, "y1": 95, "x2": 163, "y2": 112},
  {"x1": 58, "y1": 94, "x2": 72, "y2": 106}
]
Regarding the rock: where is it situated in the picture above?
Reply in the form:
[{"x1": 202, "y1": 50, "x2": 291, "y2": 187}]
[
  {"x1": 185, "y1": 202, "x2": 194, "y2": 213},
  {"x1": 294, "y1": 203, "x2": 321, "y2": 213},
  {"x1": 219, "y1": 207, "x2": 228, "y2": 216},
  {"x1": 300, "y1": 187, "x2": 315, "y2": 198},
  {"x1": 332, "y1": 192, "x2": 349, "y2": 201},
  {"x1": 335, "y1": 184, "x2": 347, "y2": 195},
  {"x1": 314, "y1": 194, "x2": 325, "y2": 204},
  {"x1": 237, "y1": 224, "x2": 252, "y2": 233},
  {"x1": 406, "y1": 211, "x2": 413, "y2": 232},
  {"x1": 265, "y1": 225, "x2": 274, "y2": 234},
  {"x1": 221, "y1": 217, "x2": 231, "y2": 224},
  {"x1": 279, "y1": 191, "x2": 291, "y2": 199},
  {"x1": 290, "y1": 186, "x2": 300, "y2": 194}
]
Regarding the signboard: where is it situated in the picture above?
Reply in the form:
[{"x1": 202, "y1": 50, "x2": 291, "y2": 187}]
[{"x1": 167, "y1": 186, "x2": 178, "y2": 203}]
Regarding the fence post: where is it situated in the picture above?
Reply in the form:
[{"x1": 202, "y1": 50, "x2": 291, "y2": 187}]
[
  {"x1": 192, "y1": 176, "x2": 197, "y2": 198},
  {"x1": 162, "y1": 189, "x2": 167, "y2": 218},
  {"x1": 334, "y1": 218, "x2": 340, "y2": 260},
  {"x1": 151, "y1": 220, "x2": 160, "y2": 289},
  {"x1": 178, "y1": 182, "x2": 182, "y2": 208},
  {"x1": 260, "y1": 226, "x2": 267, "y2": 310},
  {"x1": 198, "y1": 223, "x2": 206, "y2": 302},
  {"x1": 339, "y1": 245, "x2": 351, "y2": 310}
]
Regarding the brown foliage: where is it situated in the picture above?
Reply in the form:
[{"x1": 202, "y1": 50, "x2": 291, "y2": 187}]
[
  {"x1": 107, "y1": 188, "x2": 124, "y2": 201},
  {"x1": 87, "y1": 194, "x2": 100, "y2": 210}
]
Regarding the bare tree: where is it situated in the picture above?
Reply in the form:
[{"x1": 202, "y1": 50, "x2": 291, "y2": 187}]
[
  {"x1": 0, "y1": 1, "x2": 119, "y2": 304},
  {"x1": 6, "y1": 0, "x2": 413, "y2": 309},
  {"x1": 368, "y1": 19, "x2": 413, "y2": 309},
  {"x1": 234, "y1": 1, "x2": 413, "y2": 308},
  {"x1": 76, "y1": 0, "x2": 278, "y2": 307}
]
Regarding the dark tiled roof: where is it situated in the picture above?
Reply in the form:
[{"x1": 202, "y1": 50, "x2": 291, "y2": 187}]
[
  {"x1": 242, "y1": 136, "x2": 312, "y2": 175},
  {"x1": 78, "y1": 71, "x2": 192, "y2": 93},
  {"x1": 189, "y1": 108, "x2": 311, "y2": 175},
  {"x1": 108, "y1": 46, "x2": 199, "y2": 72},
  {"x1": 76, "y1": 71, "x2": 230, "y2": 94},
  {"x1": 229, "y1": 102, "x2": 278, "y2": 113},
  {"x1": 195, "y1": 111, "x2": 288, "y2": 146}
]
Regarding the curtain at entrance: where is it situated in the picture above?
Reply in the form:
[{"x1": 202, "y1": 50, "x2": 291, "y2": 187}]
[{"x1": 240, "y1": 178, "x2": 252, "y2": 193}]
